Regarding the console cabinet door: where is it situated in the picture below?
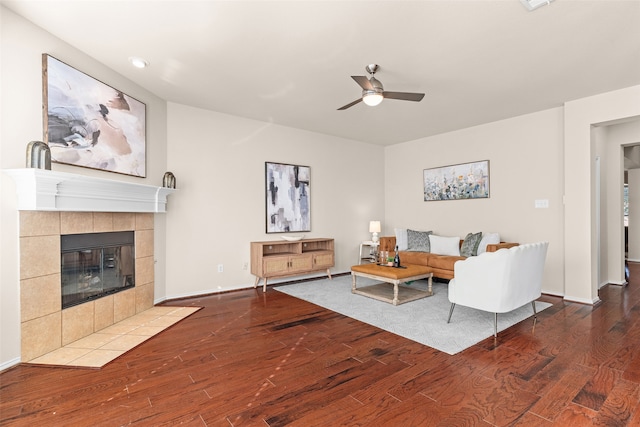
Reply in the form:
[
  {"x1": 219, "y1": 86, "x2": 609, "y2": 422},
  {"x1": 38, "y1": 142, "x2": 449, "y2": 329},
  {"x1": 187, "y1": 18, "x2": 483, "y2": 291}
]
[
  {"x1": 313, "y1": 252, "x2": 334, "y2": 269},
  {"x1": 263, "y1": 256, "x2": 290, "y2": 276},
  {"x1": 262, "y1": 254, "x2": 313, "y2": 277},
  {"x1": 288, "y1": 254, "x2": 313, "y2": 273}
]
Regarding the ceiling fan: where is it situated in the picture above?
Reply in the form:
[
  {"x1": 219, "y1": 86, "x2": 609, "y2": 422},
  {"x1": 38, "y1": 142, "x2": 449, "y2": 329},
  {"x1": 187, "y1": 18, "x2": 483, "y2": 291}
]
[{"x1": 337, "y1": 64, "x2": 425, "y2": 110}]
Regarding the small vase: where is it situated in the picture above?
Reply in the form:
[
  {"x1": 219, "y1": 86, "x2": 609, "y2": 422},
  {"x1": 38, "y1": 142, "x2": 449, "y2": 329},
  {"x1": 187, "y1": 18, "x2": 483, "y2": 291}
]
[
  {"x1": 163, "y1": 172, "x2": 176, "y2": 189},
  {"x1": 26, "y1": 141, "x2": 51, "y2": 170}
]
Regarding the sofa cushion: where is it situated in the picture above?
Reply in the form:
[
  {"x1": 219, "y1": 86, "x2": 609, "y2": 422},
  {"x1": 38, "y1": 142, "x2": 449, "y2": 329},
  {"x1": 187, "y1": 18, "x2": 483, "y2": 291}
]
[
  {"x1": 478, "y1": 232, "x2": 500, "y2": 254},
  {"x1": 460, "y1": 232, "x2": 483, "y2": 257},
  {"x1": 429, "y1": 235, "x2": 461, "y2": 256},
  {"x1": 428, "y1": 254, "x2": 465, "y2": 271},
  {"x1": 394, "y1": 228, "x2": 408, "y2": 251},
  {"x1": 407, "y1": 229, "x2": 432, "y2": 252},
  {"x1": 398, "y1": 250, "x2": 432, "y2": 266}
]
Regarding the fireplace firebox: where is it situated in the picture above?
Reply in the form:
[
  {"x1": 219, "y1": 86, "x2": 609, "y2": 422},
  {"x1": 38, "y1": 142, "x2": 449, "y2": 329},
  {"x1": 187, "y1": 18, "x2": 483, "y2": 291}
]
[{"x1": 61, "y1": 231, "x2": 135, "y2": 309}]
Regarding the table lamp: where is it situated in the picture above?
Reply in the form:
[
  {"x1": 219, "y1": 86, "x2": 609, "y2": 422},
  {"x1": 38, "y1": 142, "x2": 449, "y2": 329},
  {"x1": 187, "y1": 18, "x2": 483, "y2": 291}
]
[{"x1": 369, "y1": 221, "x2": 381, "y2": 243}]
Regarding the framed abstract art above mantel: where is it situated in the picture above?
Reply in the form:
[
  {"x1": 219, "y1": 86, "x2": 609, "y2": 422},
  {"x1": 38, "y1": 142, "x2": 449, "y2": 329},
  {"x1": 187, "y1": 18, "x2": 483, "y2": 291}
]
[
  {"x1": 42, "y1": 54, "x2": 146, "y2": 177},
  {"x1": 423, "y1": 160, "x2": 490, "y2": 201},
  {"x1": 265, "y1": 162, "x2": 311, "y2": 233}
]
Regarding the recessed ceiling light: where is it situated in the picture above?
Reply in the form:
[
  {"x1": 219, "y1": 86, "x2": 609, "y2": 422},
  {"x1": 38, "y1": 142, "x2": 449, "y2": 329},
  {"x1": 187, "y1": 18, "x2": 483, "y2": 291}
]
[
  {"x1": 128, "y1": 57, "x2": 149, "y2": 69},
  {"x1": 520, "y1": 0, "x2": 554, "y2": 11}
]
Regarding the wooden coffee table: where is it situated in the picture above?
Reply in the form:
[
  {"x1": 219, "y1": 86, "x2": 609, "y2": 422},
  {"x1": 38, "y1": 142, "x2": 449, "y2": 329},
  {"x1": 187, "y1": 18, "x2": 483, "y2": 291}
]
[{"x1": 350, "y1": 263, "x2": 433, "y2": 306}]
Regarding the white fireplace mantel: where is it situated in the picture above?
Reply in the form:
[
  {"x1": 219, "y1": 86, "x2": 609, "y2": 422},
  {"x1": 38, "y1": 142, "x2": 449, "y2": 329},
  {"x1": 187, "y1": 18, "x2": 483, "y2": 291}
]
[{"x1": 4, "y1": 168, "x2": 176, "y2": 213}]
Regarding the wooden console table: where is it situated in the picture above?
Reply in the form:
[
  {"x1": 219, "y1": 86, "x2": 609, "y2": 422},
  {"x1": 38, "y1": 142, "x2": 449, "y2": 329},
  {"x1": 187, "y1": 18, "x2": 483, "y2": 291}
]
[{"x1": 250, "y1": 238, "x2": 334, "y2": 292}]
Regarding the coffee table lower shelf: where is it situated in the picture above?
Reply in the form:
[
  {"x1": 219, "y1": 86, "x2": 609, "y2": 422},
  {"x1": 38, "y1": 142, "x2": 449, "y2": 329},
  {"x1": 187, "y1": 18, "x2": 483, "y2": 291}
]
[{"x1": 350, "y1": 264, "x2": 433, "y2": 306}]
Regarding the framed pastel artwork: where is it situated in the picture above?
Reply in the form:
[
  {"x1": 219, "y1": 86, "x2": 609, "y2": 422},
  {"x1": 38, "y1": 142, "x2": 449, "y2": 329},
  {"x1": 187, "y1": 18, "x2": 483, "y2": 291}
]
[
  {"x1": 42, "y1": 54, "x2": 146, "y2": 177},
  {"x1": 423, "y1": 160, "x2": 490, "y2": 201}
]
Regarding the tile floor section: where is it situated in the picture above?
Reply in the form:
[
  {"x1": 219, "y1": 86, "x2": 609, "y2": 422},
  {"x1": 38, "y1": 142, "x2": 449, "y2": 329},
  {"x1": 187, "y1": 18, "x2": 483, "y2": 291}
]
[{"x1": 27, "y1": 306, "x2": 201, "y2": 368}]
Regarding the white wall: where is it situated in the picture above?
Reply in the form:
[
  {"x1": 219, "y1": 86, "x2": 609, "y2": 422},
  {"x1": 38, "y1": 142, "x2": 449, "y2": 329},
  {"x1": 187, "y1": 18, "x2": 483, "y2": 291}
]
[
  {"x1": 594, "y1": 128, "x2": 608, "y2": 287},
  {"x1": 164, "y1": 103, "x2": 385, "y2": 298},
  {"x1": 564, "y1": 86, "x2": 640, "y2": 303},
  {"x1": 0, "y1": 7, "x2": 168, "y2": 368},
  {"x1": 599, "y1": 120, "x2": 640, "y2": 284},
  {"x1": 384, "y1": 108, "x2": 565, "y2": 295},
  {"x1": 630, "y1": 169, "x2": 640, "y2": 262}
]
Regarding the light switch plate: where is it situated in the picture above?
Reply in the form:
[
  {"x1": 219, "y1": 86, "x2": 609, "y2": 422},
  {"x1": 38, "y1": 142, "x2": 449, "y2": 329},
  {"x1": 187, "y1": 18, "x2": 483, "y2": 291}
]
[{"x1": 535, "y1": 199, "x2": 549, "y2": 208}]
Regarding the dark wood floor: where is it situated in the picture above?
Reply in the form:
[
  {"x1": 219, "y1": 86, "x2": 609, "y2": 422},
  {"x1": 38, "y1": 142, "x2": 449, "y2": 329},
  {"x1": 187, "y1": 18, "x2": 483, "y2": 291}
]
[{"x1": 2, "y1": 264, "x2": 640, "y2": 426}]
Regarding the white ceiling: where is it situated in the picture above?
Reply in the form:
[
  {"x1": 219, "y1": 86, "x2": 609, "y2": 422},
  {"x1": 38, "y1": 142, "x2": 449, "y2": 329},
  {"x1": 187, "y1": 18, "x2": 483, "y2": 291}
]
[{"x1": 3, "y1": 0, "x2": 640, "y2": 146}]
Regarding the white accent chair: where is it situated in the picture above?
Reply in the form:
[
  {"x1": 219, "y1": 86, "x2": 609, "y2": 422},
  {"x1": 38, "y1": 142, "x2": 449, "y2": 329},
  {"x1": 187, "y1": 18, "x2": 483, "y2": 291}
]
[{"x1": 447, "y1": 242, "x2": 549, "y2": 337}]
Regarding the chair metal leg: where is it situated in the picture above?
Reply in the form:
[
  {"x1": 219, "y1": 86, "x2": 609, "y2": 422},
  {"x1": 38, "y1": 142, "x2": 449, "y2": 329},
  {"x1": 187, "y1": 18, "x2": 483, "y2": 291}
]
[
  {"x1": 532, "y1": 301, "x2": 537, "y2": 318},
  {"x1": 447, "y1": 303, "x2": 456, "y2": 323},
  {"x1": 494, "y1": 313, "x2": 498, "y2": 337}
]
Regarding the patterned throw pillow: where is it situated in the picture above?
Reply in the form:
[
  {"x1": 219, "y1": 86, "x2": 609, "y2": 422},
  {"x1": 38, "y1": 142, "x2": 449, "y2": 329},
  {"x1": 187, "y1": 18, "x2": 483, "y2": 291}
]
[
  {"x1": 406, "y1": 229, "x2": 432, "y2": 252},
  {"x1": 460, "y1": 232, "x2": 483, "y2": 257}
]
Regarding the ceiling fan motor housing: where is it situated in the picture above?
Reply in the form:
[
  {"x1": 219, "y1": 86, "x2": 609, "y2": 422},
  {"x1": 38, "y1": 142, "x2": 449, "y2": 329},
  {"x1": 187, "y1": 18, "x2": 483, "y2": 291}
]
[
  {"x1": 364, "y1": 76, "x2": 383, "y2": 97},
  {"x1": 362, "y1": 74, "x2": 384, "y2": 106},
  {"x1": 369, "y1": 76, "x2": 383, "y2": 89},
  {"x1": 363, "y1": 88, "x2": 383, "y2": 98}
]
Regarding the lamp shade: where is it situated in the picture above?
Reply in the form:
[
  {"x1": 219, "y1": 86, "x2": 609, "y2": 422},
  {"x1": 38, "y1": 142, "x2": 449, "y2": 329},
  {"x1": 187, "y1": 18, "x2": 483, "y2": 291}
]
[
  {"x1": 363, "y1": 92, "x2": 383, "y2": 107},
  {"x1": 369, "y1": 221, "x2": 381, "y2": 233}
]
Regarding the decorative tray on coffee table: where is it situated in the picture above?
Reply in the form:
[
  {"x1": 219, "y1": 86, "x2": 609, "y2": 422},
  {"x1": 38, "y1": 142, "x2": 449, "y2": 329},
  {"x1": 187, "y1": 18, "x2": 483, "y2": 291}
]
[{"x1": 375, "y1": 264, "x2": 407, "y2": 269}]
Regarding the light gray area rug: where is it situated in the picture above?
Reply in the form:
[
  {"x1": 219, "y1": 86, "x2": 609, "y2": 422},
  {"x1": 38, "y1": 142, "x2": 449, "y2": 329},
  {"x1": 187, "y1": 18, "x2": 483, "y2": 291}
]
[{"x1": 275, "y1": 275, "x2": 552, "y2": 355}]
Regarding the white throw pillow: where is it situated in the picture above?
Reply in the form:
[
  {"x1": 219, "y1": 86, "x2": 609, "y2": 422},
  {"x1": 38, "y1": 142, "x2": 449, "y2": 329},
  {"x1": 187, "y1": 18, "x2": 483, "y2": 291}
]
[
  {"x1": 477, "y1": 232, "x2": 500, "y2": 254},
  {"x1": 394, "y1": 228, "x2": 408, "y2": 251},
  {"x1": 429, "y1": 235, "x2": 461, "y2": 256}
]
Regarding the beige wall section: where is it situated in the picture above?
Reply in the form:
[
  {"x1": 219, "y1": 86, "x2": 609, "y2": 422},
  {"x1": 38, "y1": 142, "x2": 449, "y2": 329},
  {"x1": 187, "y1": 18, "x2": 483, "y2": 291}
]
[
  {"x1": 0, "y1": 8, "x2": 168, "y2": 367},
  {"x1": 598, "y1": 120, "x2": 640, "y2": 285},
  {"x1": 384, "y1": 108, "x2": 565, "y2": 296},
  {"x1": 605, "y1": 127, "x2": 624, "y2": 285},
  {"x1": 593, "y1": 126, "x2": 621, "y2": 288},
  {"x1": 564, "y1": 85, "x2": 640, "y2": 304},
  {"x1": 630, "y1": 169, "x2": 640, "y2": 262},
  {"x1": 164, "y1": 103, "x2": 385, "y2": 298}
]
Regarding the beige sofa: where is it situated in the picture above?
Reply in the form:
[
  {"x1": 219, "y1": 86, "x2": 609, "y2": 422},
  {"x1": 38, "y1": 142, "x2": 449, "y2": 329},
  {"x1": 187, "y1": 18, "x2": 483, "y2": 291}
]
[{"x1": 378, "y1": 236, "x2": 518, "y2": 280}]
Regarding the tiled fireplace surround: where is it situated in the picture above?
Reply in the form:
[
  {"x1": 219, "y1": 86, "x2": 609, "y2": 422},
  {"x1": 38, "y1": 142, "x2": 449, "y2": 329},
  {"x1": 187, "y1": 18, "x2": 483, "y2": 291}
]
[{"x1": 20, "y1": 211, "x2": 155, "y2": 362}]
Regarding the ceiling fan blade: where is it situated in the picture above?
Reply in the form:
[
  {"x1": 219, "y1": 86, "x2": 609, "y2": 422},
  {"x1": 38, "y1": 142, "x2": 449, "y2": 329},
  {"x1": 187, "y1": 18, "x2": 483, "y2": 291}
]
[
  {"x1": 351, "y1": 75, "x2": 373, "y2": 90},
  {"x1": 337, "y1": 98, "x2": 363, "y2": 110},
  {"x1": 383, "y1": 91, "x2": 425, "y2": 102}
]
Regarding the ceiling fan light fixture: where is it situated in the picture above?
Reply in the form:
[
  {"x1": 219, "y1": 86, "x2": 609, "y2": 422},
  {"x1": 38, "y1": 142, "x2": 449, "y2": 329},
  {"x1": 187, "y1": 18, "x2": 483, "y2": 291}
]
[{"x1": 363, "y1": 91, "x2": 383, "y2": 107}]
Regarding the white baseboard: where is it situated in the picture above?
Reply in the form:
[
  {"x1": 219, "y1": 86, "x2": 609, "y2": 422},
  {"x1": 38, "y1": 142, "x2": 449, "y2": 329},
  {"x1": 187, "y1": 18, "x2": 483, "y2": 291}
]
[
  {"x1": 155, "y1": 281, "x2": 254, "y2": 304},
  {"x1": 608, "y1": 280, "x2": 628, "y2": 286},
  {"x1": 0, "y1": 357, "x2": 21, "y2": 373},
  {"x1": 563, "y1": 295, "x2": 601, "y2": 305},
  {"x1": 627, "y1": 258, "x2": 640, "y2": 263},
  {"x1": 541, "y1": 289, "x2": 563, "y2": 297},
  {"x1": 155, "y1": 271, "x2": 347, "y2": 304}
]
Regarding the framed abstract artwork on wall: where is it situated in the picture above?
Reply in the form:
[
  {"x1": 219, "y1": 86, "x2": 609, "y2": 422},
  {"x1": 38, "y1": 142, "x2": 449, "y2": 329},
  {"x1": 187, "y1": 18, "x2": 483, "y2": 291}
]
[
  {"x1": 423, "y1": 160, "x2": 490, "y2": 201},
  {"x1": 42, "y1": 54, "x2": 146, "y2": 177},
  {"x1": 265, "y1": 162, "x2": 311, "y2": 233}
]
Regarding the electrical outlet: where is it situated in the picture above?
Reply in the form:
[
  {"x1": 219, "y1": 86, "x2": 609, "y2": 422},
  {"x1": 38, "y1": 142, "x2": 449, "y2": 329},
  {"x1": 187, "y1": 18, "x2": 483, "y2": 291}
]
[
  {"x1": 217, "y1": 264, "x2": 223, "y2": 273},
  {"x1": 242, "y1": 262, "x2": 248, "y2": 270}
]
